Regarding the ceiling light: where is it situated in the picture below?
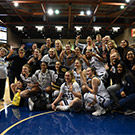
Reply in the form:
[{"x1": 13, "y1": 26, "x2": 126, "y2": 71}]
[
  {"x1": 125, "y1": 0, "x2": 130, "y2": 3},
  {"x1": 120, "y1": 5, "x2": 125, "y2": 9},
  {"x1": 35, "y1": 26, "x2": 44, "y2": 31},
  {"x1": 16, "y1": 26, "x2": 24, "y2": 31},
  {"x1": 47, "y1": 9, "x2": 54, "y2": 15},
  {"x1": 86, "y1": 10, "x2": 91, "y2": 16},
  {"x1": 74, "y1": 26, "x2": 82, "y2": 32},
  {"x1": 14, "y1": 2, "x2": 19, "y2": 7},
  {"x1": 93, "y1": 26, "x2": 101, "y2": 32},
  {"x1": 112, "y1": 27, "x2": 120, "y2": 32},
  {"x1": 55, "y1": 9, "x2": 60, "y2": 15},
  {"x1": 80, "y1": 11, "x2": 85, "y2": 15},
  {"x1": 55, "y1": 26, "x2": 63, "y2": 32}
]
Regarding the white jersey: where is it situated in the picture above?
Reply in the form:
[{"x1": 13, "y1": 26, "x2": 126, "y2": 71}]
[
  {"x1": 20, "y1": 74, "x2": 33, "y2": 89},
  {"x1": 97, "y1": 78, "x2": 110, "y2": 98},
  {"x1": 73, "y1": 70, "x2": 82, "y2": 87},
  {"x1": 32, "y1": 69, "x2": 56, "y2": 90},
  {"x1": 41, "y1": 54, "x2": 57, "y2": 68},
  {"x1": 60, "y1": 82, "x2": 81, "y2": 100},
  {"x1": 0, "y1": 57, "x2": 8, "y2": 79},
  {"x1": 89, "y1": 56, "x2": 108, "y2": 80}
]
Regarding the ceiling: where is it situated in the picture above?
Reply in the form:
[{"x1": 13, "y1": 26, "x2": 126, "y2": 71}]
[{"x1": 0, "y1": 0, "x2": 135, "y2": 39}]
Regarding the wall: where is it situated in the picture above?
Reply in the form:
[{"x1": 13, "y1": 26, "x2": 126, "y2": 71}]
[
  {"x1": 8, "y1": 28, "x2": 22, "y2": 48},
  {"x1": 114, "y1": 28, "x2": 135, "y2": 46}
]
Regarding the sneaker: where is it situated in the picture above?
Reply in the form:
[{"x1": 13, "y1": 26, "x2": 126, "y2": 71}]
[
  {"x1": 124, "y1": 109, "x2": 135, "y2": 115},
  {"x1": 28, "y1": 98, "x2": 34, "y2": 111},
  {"x1": 92, "y1": 109, "x2": 106, "y2": 116},
  {"x1": 56, "y1": 105, "x2": 69, "y2": 111}
]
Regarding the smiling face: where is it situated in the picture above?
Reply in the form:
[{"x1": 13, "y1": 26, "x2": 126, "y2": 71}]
[
  {"x1": 16, "y1": 81, "x2": 23, "y2": 89},
  {"x1": 55, "y1": 61, "x2": 61, "y2": 71},
  {"x1": 49, "y1": 48, "x2": 56, "y2": 58},
  {"x1": 120, "y1": 40, "x2": 128, "y2": 48},
  {"x1": 117, "y1": 64, "x2": 123, "y2": 74},
  {"x1": 75, "y1": 47, "x2": 81, "y2": 56},
  {"x1": 34, "y1": 49, "x2": 39, "y2": 58},
  {"x1": 41, "y1": 62, "x2": 47, "y2": 72},
  {"x1": 64, "y1": 72, "x2": 72, "y2": 83},
  {"x1": 86, "y1": 36, "x2": 92, "y2": 45},
  {"x1": 74, "y1": 59, "x2": 81, "y2": 69},
  {"x1": 126, "y1": 51, "x2": 134, "y2": 61},
  {"x1": 0, "y1": 49, "x2": 6, "y2": 57},
  {"x1": 86, "y1": 67, "x2": 94, "y2": 78},
  {"x1": 22, "y1": 65, "x2": 30, "y2": 75}
]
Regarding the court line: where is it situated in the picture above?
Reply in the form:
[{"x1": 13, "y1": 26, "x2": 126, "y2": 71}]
[{"x1": 0, "y1": 111, "x2": 55, "y2": 135}]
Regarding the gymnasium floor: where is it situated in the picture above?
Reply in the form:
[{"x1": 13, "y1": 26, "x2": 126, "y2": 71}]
[
  {"x1": 0, "y1": 104, "x2": 135, "y2": 135},
  {"x1": 1, "y1": 78, "x2": 135, "y2": 135}
]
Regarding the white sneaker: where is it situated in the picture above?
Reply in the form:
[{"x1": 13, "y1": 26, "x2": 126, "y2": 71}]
[
  {"x1": 28, "y1": 98, "x2": 34, "y2": 111},
  {"x1": 92, "y1": 109, "x2": 106, "y2": 116},
  {"x1": 56, "y1": 105, "x2": 69, "y2": 111},
  {"x1": 124, "y1": 109, "x2": 135, "y2": 115}
]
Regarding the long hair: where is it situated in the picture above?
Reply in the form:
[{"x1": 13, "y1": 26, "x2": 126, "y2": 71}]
[{"x1": 66, "y1": 71, "x2": 76, "y2": 84}]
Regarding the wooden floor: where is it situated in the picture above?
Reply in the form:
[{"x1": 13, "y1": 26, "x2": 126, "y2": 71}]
[{"x1": 0, "y1": 77, "x2": 11, "y2": 110}]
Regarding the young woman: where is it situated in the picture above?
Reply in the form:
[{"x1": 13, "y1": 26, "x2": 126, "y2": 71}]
[
  {"x1": 41, "y1": 48, "x2": 59, "y2": 70},
  {"x1": 118, "y1": 39, "x2": 133, "y2": 61},
  {"x1": 55, "y1": 40, "x2": 63, "y2": 57},
  {"x1": 82, "y1": 67, "x2": 110, "y2": 116},
  {"x1": 72, "y1": 59, "x2": 85, "y2": 87},
  {"x1": 18, "y1": 64, "x2": 37, "y2": 98},
  {"x1": 51, "y1": 61, "x2": 69, "y2": 99},
  {"x1": 115, "y1": 62, "x2": 135, "y2": 114},
  {"x1": 60, "y1": 43, "x2": 76, "y2": 70},
  {"x1": 125, "y1": 49, "x2": 135, "y2": 76},
  {"x1": 74, "y1": 47, "x2": 90, "y2": 69},
  {"x1": 0, "y1": 47, "x2": 8, "y2": 101},
  {"x1": 52, "y1": 71, "x2": 82, "y2": 112},
  {"x1": 27, "y1": 48, "x2": 42, "y2": 74}
]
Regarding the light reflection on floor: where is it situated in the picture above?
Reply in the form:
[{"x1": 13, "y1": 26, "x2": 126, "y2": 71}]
[{"x1": 0, "y1": 105, "x2": 135, "y2": 135}]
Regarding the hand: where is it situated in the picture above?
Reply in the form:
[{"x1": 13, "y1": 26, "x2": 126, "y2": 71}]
[
  {"x1": 69, "y1": 83, "x2": 73, "y2": 92},
  {"x1": 120, "y1": 91, "x2": 126, "y2": 97},
  {"x1": 76, "y1": 35, "x2": 80, "y2": 40},
  {"x1": 132, "y1": 65, "x2": 135, "y2": 70},
  {"x1": 104, "y1": 63, "x2": 109, "y2": 70},
  {"x1": 52, "y1": 103, "x2": 56, "y2": 111}
]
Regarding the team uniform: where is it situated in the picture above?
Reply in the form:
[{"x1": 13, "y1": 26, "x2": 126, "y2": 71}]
[
  {"x1": 73, "y1": 69, "x2": 82, "y2": 87},
  {"x1": 41, "y1": 54, "x2": 57, "y2": 70},
  {"x1": 32, "y1": 69, "x2": 56, "y2": 91},
  {"x1": 89, "y1": 56, "x2": 108, "y2": 81},
  {"x1": 60, "y1": 82, "x2": 81, "y2": 106},
  {"x1": 20, "y1": 73, "x2": 33, "y2": 90},
  {"x1": 84, "y1": 77, "x2": 110, "y2": 109}
]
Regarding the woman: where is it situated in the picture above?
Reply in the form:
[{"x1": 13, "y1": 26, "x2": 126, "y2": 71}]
[
  {"x1": 74, "y1": 47, "x2": 90, "y2": 69},
  {"x1": 118, "y1": 39, "x2": 133, "y2": 61},
  {"x1": 51, "y1": 61, "x2": 69, "y2": 99},
  {"x1": 41, "y1": 48, "x2": 59, "y2": 70},
  {"x1": 82, "y1": 67, "x2": 110, "y2": 116},
  {"x1": 55, "y1": 39, "x2": 63, "y2": 57},
  {"x1": 115, "y1": 61, "x2": 135, "y2": 114},
  {"x1": 60, "y1": 43, "x2": 76, "y2": 70},
  {"x1": 72, "y1": 59, "x2": 85, "y2": 87},
  {"x1": 125, "y1": 49, "x2": 135, "y2": 76},
  {"x1": 19, "y1": 64, "x2": 37, "y2": 98},
  {"x1": 27, "y1": 48, "x2": 42, "y2": 74},
  {"x1": 52, "y1": 71, "x2": 82, "y2": 112},
  {"x1": 0, "y1": 47, "x2": 8, "y2": 101}
]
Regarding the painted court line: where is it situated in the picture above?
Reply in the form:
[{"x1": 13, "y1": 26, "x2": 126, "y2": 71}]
[{"x1": 0, "y1": 111, "x2": 54, "y2": 135}]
